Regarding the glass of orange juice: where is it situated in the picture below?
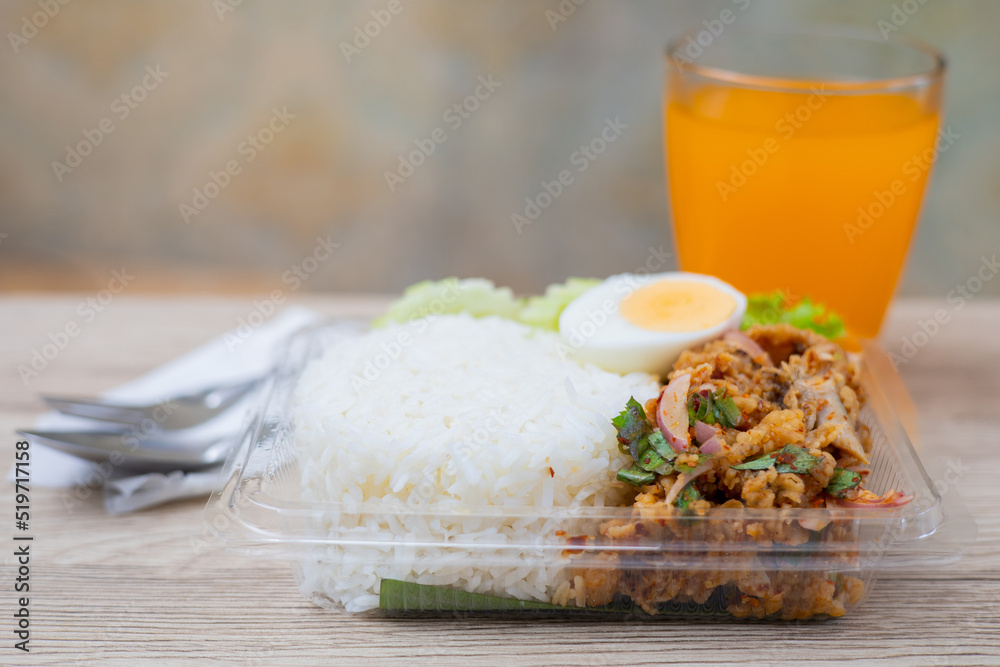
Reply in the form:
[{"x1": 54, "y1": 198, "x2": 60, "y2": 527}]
[{"x1": 664, "y1": 25, "x2": 944, "y2": 337}]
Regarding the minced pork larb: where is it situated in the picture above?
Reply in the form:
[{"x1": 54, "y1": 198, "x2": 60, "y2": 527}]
[{"x1": 554, "y1": 323, "x2": 911, "y2": 619}]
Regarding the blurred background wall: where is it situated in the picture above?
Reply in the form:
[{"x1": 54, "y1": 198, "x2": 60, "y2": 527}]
[{"x1": 1, "y1": 0, "x2": 997, "y2": 296}]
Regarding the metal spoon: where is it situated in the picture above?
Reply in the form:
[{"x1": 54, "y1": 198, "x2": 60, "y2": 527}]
[{"x1": 41, "y1": 378, "x2": 259, "y2": 431}]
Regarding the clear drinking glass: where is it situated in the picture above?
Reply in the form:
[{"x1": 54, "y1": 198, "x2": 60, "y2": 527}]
[{"x1": 664, "y1": 25, "x2": 945, "y2": 337}]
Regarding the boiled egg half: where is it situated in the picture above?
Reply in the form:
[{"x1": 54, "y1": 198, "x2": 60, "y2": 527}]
[{"x1": 558, "y1": 272, "x2": 747, "y2": 375}]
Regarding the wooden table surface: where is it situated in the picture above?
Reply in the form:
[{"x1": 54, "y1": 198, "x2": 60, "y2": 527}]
[{"x1": 1, "y1": 295, "x2": 998, "y2": 666}]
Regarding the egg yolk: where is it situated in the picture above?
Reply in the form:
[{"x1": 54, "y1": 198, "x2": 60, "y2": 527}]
[{"x1": 620, "y1": 280, "x2": 736, "y2": 332}]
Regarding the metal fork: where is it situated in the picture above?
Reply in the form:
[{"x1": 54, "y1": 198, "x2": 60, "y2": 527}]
[{"x1": 42, "y1": 378, "x2": 259, "y2": 431}]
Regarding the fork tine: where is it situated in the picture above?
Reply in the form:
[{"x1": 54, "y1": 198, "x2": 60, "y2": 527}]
[
  {"x1": 42, "y1": 396, "x2": 149, "y2": 425},
  {"x1": 40, "y1": 377, "x2": 261, "y2": 431}
]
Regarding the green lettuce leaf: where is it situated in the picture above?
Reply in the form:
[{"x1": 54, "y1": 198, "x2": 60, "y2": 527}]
[
  {"x1": 517, "y1": 277, "x2": 601, "y2": 331},
  {"x1": 372, "y1": 278, "x2": 524, "y2": 328},
  {"x1": 741, "y1": 291, "x2": 846, "y2": 339}
]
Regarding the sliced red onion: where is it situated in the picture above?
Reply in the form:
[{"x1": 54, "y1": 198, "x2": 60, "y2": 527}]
[
  {"x1": 657, "y1": 372, "x2": 691, "y2": 452},
  {"x1": 829, "y1": 491, "x2": 913, "y2": 509},
  {"x1": 724, "y1": 330, "x2": 773, "y2": 366},
  {"x1": 698, "y1": 435, "x2": 724, "y2": 454},
  {"x1": 664, "y1": 460, "x2": 714, "y2": 506},
  {"x1": 693, "y1": 420, "x2": 717, "y2": 445}
]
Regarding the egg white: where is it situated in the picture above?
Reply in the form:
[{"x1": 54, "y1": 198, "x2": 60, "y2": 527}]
[{"x1": 557, "y1": 272, "x2": 747, "y2": 375}]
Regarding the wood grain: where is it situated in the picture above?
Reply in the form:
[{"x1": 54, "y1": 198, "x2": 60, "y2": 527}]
[{"x1": 1, "y1": 296, "x2": 998, "y2": 666}]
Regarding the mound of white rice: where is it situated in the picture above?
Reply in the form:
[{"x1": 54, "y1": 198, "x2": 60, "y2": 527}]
[{"x1": 293, "y1": 314, "x2": 658, "y2": 612}]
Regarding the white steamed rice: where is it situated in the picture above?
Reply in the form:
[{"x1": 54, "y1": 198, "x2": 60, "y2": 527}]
[{"x1": 293, "y1": 314, "x2": 658, "y2": 612}]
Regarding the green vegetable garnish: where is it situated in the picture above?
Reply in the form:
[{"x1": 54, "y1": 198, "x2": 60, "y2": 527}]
[
  {"x1": 687, "y1": 391, "x2": 713, "y2": 424},
  {"x1": 646, "y1": 431, "x2": 677, "y2": 462},
  {"x1": 517, "y1": 278, "x2": 601, "y2": 331},
  {"x1": 379, "y1": 578, "x2": 565, "y2": 612},
  {"x1": 613, "y1": 398, "x2": 678, "y2": 486},
  {"x1": 675, "y1": 483, "x2": 701, "y2": 508},
  {"x1": 372, "y1": 278, "x2": 524, "y2": 328},
  {"x1": 731, "y1": 444, "x2": 821, "y2": 474},
  {"x1": 378, "y1": 579, "x2": 641, "y2": 614},
  {"x1": 774, "y1": 446, "x2": 821, "y2": 474},
  {"x1": 374, "y1": 277, "x2": 601, "y2": 332},
  {"x1": 674, "y1": 453, "x2": 713, "y2": 474},
  {"x1": 617, "y1": 463, "x2": 656, "y2": 486},
  {"x1": 741, "y1": 291, "x2": 846, "y2": 339},
  {"x1": 638, "y1": 448, "x2": 667, "y2": 472},
  {"x1": 686, "y1": 388, "x2": 742, "y2": 429},
  {"x1": 612, "y1": 397, "x2": 653, "y2": 462},
  {"x1": 824, "y1": 467, "x2": 864, "y2": 498},
  {"x1": 637, "y1": 443, "x2": 676, "y2": 475},
  {"x1": 714, "y1": 394, "x2": 742, "y2": 429}
]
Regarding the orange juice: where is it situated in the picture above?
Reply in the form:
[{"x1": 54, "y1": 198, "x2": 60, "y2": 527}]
[{"x1": 666, "y1": 84, "x2": 940, "y2": 337}]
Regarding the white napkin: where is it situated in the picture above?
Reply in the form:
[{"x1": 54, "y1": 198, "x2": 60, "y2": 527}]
[{"x1": 12, "y1": 305, "x2": 320, "y2": 514}]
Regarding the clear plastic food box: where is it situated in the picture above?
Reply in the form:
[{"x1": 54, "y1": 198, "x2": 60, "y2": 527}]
[{"x1": 206, "y1": 320, "x2": 976, "y2": 620}]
